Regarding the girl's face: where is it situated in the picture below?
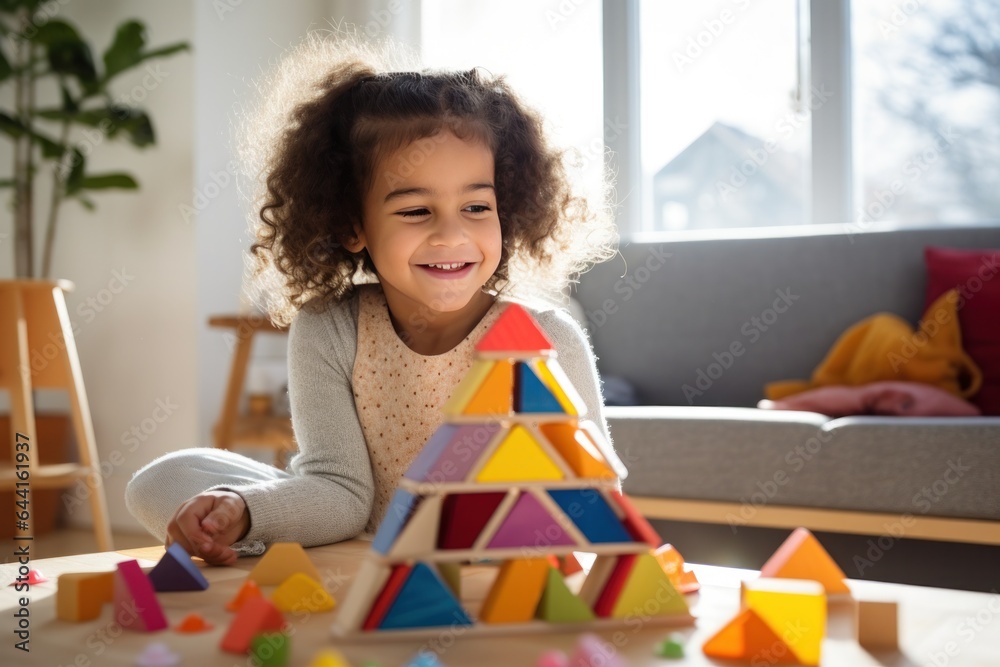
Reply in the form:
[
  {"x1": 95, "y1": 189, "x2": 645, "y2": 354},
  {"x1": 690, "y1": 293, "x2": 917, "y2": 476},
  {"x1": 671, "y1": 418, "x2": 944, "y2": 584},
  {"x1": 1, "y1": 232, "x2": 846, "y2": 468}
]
[{"x1": 353, "y1": 130, "x2": 502, "y2": 321}]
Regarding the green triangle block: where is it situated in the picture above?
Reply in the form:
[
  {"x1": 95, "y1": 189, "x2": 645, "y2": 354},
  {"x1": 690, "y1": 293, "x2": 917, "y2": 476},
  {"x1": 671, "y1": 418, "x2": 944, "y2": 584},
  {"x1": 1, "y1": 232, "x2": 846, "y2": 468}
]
[{"x1": 535, "y1": 567, "x2": 595, "y2": 623}]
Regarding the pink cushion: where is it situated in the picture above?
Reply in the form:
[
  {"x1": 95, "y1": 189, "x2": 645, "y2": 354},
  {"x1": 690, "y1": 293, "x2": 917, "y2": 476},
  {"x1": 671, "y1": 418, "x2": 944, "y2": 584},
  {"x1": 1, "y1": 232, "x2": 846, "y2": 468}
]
[{"x1": 758, "y1": 381, "x2": 981, "y2": 417}]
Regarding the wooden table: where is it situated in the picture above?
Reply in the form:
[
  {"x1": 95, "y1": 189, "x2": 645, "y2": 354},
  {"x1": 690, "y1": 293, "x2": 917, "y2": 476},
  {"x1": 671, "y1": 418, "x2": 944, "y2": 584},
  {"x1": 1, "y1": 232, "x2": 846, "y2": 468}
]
[{"x1": 1, "y1": 540, "x2": 997, "y2": 666}]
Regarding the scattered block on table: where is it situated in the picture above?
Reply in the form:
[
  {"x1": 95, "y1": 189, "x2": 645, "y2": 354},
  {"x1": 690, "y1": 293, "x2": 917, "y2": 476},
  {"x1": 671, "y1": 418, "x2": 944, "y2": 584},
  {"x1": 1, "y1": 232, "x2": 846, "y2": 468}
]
[
  {"x1": 248, "y1": 542, "x2": 322, "y2": 586},
  {"x1": 536, "y1": 650, "x2": 568, "y2": 667},
  {"x1": 535, "y1": 567, "x2": 595, "y2": 623},
  {"x1": 9, "y1": 569, "x2": 47, "y2": 586},
  {"x1": 653, "y1": 543, "x2": 700, "y2": 594},
  {"x1": 610, "y1": 552, "x2": 688, "y2": 618},
  {"x1": 486, "y1": 491, "x2": 576, "y2": 549},
  {"x1": 857, "y1": 599, "x2": 899, "y2": 651},
  {"x1": 476, "y1": 426, "x2": 564, "y2": 483},
  {"x1": 403, "y1": 651, "x2": 446, "y2": 667},
  {"x1": 438, "y1": 491, "x2": 507, "y2": 549},
  {"x1": 148, "y1": 542, "x2": 209, "y2": 592},
  {"x1": 307, "y1": 649, "x2": 353, "y2": 667},
  {"x1": 533, "y1": 359, "x2": 587, "y2": 415},
  {"x1": 462, "y1": 360, "x2": 513, "y2": 415},
  {"x1": 251, "y1": 631, "x2": 291, "y2": 667},
  {"x1": 548, "y1": 489, "x2": 632, "y2": 544},
  {"x1": 479, "y1": 558, "x2": 549, "y2": 623},
  {"x1": 569, "y1": 633, "x2": 627, "y2": 667},
  {"x1": 742, "y1": 578, "x2": 826, "y2": 665},
  {"x1": 56, "y1": 571, "x2": 114, "y2": 621},
  {"x1": 609, "y1": 490, "x2": 662, "y2": 548},
  {"x1": 372, "y1": 488, "x2": 420, "y2": 555},
  {"x1": 593, "y1": 554, "x2": 637, "y2": 617},
  {"x1": 538, "y1": 423, "x2": 615, "y2": 480},
  {"x1": 656, "y1": 632, "x2": 686, "y2": 659},
  {"x1": 516, "y1": 362, "x2": 564, "y2": 413},
  {"x1": 272, "y1": 572, "x2": 336, "y2": 613},
  {"x1": 578, "y1": 555, "x2": 618, "y2": 608},
  {"x1": 227, "y1": 578, "x2": 264, "y2": 612},
  {"x1": 404, "y1": 423, "x2": 500, "y2": 483},
  {"x1": 133, "y1": 642, "x2": 180, "y2": 667},
  {"x1": 475, "y1": 303, "x2": 554, "y2": 357},
  {"x1": 362, "y1": 563, "x2": 412, "y2": 630},
  {"x1": 220, "y1": 596, "x2": 285, "y2": 653},
  {"x1": 175, "y1": 612, "x2": 213, "y2": 633},
  {"x1": 441, "y1": 360, "x2": 496, "y2": 416},
  {"x1": 388, "y1": 493, "x2": 443, "y2": 558},
  {"x1": 761, "y1": 527, "x2": 850, "y2": 595},
  {"x1": 703, "y1": 608, "x2": 801, "y2": 664},
  {"x1": 379, "y1": 562, "x2": 472, "y2": 630},
  {"x1": 114, "y1": 559, "x2": 168, "y2": 632}
]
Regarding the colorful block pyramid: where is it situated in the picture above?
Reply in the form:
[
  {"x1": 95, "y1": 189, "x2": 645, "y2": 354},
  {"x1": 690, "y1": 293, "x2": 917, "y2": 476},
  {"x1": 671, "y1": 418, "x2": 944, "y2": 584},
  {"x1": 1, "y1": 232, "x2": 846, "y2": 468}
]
[{"x1": 333, "y1": 303, "x2": 694, "y2": 639}]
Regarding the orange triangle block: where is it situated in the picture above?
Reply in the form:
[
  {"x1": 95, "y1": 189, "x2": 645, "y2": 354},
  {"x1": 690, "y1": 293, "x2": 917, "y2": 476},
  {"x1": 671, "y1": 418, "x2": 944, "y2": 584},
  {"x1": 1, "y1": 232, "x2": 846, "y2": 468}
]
[
  {"x1": 539, "y1": 423, "x2": 615, "y2": 480},
  {"x1": 479, "y1": 558, "x2": 549, "y2": 624},
  {"x1": 463, "y1": 360, "x2": 513, "y2": 415},
  {"x1": 476, "y1": 304, "x2": 554, "y2": 355},
  {"x1": 761, "y1": 527, "x2": 850, "y2": 595},
  {"x1": 442, "y1": 360, "x2": 497, "y2": 416},
  {"x1": 476, "y1": 426, "x2": 563, "y2": 483},
  {"x1": 702, "y1": 608, "x2": 802, "y2": 663},
  {"x1": 227, "y1": 579, "x2": 264, "y2": 612}
]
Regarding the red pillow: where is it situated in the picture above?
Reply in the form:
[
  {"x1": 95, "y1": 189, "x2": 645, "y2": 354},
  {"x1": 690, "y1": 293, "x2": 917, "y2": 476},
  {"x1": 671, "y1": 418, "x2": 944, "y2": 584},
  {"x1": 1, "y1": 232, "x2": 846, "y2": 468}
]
[{"x1": 924, "y1": 246, "x2": 1000, "y2": 415}]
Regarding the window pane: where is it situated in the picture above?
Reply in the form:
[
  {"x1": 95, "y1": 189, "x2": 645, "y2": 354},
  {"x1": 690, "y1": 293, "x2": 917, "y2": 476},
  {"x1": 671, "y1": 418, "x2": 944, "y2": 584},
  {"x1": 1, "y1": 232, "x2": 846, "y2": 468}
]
[
  {"x1": 639, "y1": 1, "x2": 808, "y2": 231},
  {"x1": 853, "y1": 0, "x2": 1000, "y2": 225}
]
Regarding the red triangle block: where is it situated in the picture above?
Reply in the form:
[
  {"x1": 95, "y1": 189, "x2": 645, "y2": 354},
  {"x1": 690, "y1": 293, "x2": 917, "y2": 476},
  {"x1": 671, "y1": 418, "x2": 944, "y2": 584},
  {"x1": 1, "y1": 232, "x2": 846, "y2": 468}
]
[
  {"x1": 438, "y1": 492, "x2": 508, "y2": 550},
  {"x1": 362, "y1": 563, "x2": 412, "y2": 630},
  {"x1": 220, "y1": 597, "x2": 285, "y2": 653},
  {"x1": 593, "y1": 554, "x2": 637, "y2": 617},
  {"x1": 476, "y1": 304, "x2": 554, "y2": 355}
]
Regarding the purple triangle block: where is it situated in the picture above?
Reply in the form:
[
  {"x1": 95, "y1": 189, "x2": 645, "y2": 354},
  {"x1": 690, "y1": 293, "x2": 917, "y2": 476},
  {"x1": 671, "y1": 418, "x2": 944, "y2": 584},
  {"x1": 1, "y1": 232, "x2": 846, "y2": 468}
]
[
  {"x1": 148, "y1": 542, "x2": 209, "y2": 592},
  {"x1": 405, "y1": 423, "x2": 500, "y2": 484},
  {"x1": 487, "y1": 492, "x2": 576, "y2": 549}
]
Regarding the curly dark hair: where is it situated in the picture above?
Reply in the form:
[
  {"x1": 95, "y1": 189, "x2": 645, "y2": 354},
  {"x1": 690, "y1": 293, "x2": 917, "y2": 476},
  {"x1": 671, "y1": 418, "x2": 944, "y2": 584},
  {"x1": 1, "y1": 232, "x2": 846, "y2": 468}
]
[{"x1": 240, "y1": 32, "x2": 616, "y2": 326}]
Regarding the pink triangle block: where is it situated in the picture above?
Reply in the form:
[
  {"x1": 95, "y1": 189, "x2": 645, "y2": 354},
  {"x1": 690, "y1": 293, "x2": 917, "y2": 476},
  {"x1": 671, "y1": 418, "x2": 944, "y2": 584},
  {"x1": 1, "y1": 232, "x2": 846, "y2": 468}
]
[
  {"x1": 9, "y1": 569, "x2": 47, "y2": 586},
  {"x1": 114, "y1": 560, "x2": 168, "y2": 632},
  {"x1": 570, "y1": 634, "x2": 627, "y2": 667},
  {"x1": 405, "y1": 423, "x2": 500, "y2": 483},
  {"x1": 487, "y1": 492, "x2": 576, "y2": 549}
]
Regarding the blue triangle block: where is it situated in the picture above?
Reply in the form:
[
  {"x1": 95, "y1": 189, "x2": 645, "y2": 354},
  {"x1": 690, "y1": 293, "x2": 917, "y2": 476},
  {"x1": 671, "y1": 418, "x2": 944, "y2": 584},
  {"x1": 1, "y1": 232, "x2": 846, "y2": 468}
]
[
  {"x1": 403, "y1": 651, "x2": 446, "y2": 667},
  {"x1": 148, "y1": 542, "x2": 209, "y2": 591},
  {"x1": 372, "y1": 488, "x2": 420, "y2": 554},
  {"x1": 516, "y1": 363, "x2": 564, "y2": 413},
  {"x1": 379, "y1": 563, "x2": 473, "y2": 629},
  {"x1": 547, "y1": 489, "x2": 632, "y2": 544}
]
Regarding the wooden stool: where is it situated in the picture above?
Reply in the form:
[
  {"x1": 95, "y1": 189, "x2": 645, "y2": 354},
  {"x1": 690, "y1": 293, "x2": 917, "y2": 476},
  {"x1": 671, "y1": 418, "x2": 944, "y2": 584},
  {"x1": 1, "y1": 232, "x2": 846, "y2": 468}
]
[
  {"x1": 0, "y1": 280, "x2": 113, "y2": 552},
  {"x1": 208, "y1": 314, "x2": 294, "y2": 467}
]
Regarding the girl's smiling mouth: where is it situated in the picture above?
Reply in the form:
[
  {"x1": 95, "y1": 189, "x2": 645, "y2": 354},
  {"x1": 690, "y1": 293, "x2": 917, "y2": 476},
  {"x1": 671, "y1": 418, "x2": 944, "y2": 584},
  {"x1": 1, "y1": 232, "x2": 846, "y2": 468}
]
[{"x1": 417, "y1": 262, "x2": 477, "y2": 279}]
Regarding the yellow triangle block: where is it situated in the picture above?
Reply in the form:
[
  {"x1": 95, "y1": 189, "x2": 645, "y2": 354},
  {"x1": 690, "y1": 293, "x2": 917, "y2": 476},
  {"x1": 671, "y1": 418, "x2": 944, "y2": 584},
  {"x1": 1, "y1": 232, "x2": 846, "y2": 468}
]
[
  {"x1": 761, "y1": 527, "x2": 850, "y2": 595},
  {"x1": 249, "y1": 542, "x2": 322, "y2": 586},
  {"x1": 611, "y1": 553, "x2": 689, "y2": 618},
  {"x1": 271, "y1": 573, "x2": 336, "y2": 613},
  {"x1": 442, "y1": 359, "x2": 496, "y2": 415},
  {"x1": 464, "y1": 360, "x2": 513, "y2": 415},
  {"x1": 476, "y1": 426, "x2": 564, "y2": 483},
  {"x1": 534, "y1": 359, "x2": 586, "y2": 416},
  {"x1": 539, "y1": 423, "x2": 615, "y2": 479},
  {"x1": 703, "y1": 608, "x2": 803, "y2": 663},
  {"x1": 479, "y1": 558, "x2": 549, "y2": 624},
  {"x1": 307, "y1": 649, "x2": 353, "y2": 667},
  {"x1": 743, "y1": 578, "x2": 825, "y2": 665}
]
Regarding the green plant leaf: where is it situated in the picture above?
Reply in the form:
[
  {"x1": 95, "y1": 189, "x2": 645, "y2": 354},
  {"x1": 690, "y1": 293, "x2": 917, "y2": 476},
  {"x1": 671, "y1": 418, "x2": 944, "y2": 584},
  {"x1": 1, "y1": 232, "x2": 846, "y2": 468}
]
[
  {"x1": 34, "y1": 105, "x2": 156, "y2": 147},
  {"x1": 27, "y1": 19, "x2": 82, "y2": 46},
  {"x1": 102, "y1": 20, "x2": 145, "y2": 81},
  {"x1": 0, "y1": 111, "x2": 66, "y2": 157},
  {"x1": 80, "y1": 173, "x2": 138, "y2": 190},
  {"x1": 47, "y1": 37, "x2": 97, "y2": 83},
  {"x1": 63, "y1": 148, "x2": 85, "y2": 195},
  {"x1": 60, "y1": 82, "x2": 78, "y2": 113},
  {"x1": 0, "y1": 179, "x2": 13, "y2": 188},
  {"x1": 0, "y1": 44, "x2": 11, "y2": 82},
  {"x1": 74, "y1": 194, "x2": 95, "y2": 211}
]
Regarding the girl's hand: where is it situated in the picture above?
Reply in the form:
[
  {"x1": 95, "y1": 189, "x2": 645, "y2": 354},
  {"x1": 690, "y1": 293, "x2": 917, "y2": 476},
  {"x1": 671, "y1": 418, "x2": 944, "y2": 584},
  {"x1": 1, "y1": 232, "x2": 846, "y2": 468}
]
[{"x1": 165, "y1": 490, "x2": 250, "y2": 566}]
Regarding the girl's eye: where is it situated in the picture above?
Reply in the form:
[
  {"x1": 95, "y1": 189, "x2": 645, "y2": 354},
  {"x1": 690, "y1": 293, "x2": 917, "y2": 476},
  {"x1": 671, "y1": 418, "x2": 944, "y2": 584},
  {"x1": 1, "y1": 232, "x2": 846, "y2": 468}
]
[
  {"x1": 466, "y1": 205, "x2": 492, "y2": 214},
  {"x1": 399, "y1": 208, "x2": 430, "y2": 218}
]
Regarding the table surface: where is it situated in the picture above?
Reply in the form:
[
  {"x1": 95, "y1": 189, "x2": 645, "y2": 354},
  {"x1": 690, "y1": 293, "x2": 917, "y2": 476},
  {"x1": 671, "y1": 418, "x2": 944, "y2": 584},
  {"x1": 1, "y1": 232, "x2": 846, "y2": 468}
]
[{"x1": 1, "y1": 540, "x2": 997, "y2": 667}]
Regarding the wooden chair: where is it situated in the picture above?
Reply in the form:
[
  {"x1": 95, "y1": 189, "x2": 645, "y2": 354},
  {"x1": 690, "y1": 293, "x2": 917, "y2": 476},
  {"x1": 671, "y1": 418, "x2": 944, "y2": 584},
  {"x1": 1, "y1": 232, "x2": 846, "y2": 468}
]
[{"x1": 0, "y1": 280, "x2": 113, "y2": 552}]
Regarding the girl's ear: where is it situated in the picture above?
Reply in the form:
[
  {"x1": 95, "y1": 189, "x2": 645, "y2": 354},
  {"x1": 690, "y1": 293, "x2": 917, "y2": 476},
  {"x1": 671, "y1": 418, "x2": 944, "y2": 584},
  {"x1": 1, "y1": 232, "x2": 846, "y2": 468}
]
[{"x1": 343, "y1": 225, "x2": 366, "y2": 253}]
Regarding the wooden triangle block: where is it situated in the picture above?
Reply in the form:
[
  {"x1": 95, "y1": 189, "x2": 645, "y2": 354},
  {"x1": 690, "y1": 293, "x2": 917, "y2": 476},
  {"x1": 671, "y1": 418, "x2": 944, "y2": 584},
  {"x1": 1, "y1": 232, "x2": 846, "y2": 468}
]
[
  {"x1": 113, "y1": 559, "x2": 167, "y2": 632},
  {"x1": 535, "y1": 567, "x2": 595, "y2": 623},
  {"x1": 220, "y1": 596, "x2": 285, "y2": 653},
  {"x1": 249, "y1": 542, "x2": 322, "y2": 586},
  {"x1": 653, "y1": 544, "x2": 700, "y2": 594},
  {"x1": 463, "y1": 360, "x2": 513, "y2": 415},
  {"x1": 335, "y1": 560, "x2": 390, "y2": 632},
  {"x1": 547, "y1": 489, "x2": 632, "y2": 544},
  {"x1": 534, "y1": 359, "x2": 587, "y2": 415},
  {"x1": 593, "y1": 554, "x2": 637, "y2": 617},
  {"x1": 56, "y1": 571, "x2": 114, "y2": 622},
  {"x1": 610, "y1": 553, "x2": 688, "y2": 618},
  {"x1": 389, "y1": 493, "x2": 443, "y2": 558},
  {"x1": 487, "y1": 491, "x2": 577, "y2": 549},
  {"x1": 272, "y1": 573, "x2": 336, "y2": 613},
  {"x1": 405, "y1": 423, "x2": 501, "y2": 483},
  {"x1": 363, "y1": 564, "x2": 412, "y2": 630},
  {"x1": 479, "y1": 558, "x2": 549, "y2": 624},
  {"x1": 742, "y1": 578, "x2": 825, "y2": 665},
  {"x1": 539, "y1": 422, "x2": 616, "y2": 480},
  {"x1": 516, "y1": 362, "x2": 564, "y2": 413},
  {"x1": 226, "y1": 578, "x2": 263, "y2": 612},
  {"x1": 372, "y1": 489, "x2": 420, "y2": 555},
  {"x1": 761, "y1": 527, "x2": 850, "y2": 595},
  {"x1": 379, "y1": 563, "x2": 473, "y2": 629},
  {"x1": 438, "y1": 492, "x2": 508, "y2": 549},
  {"x1": 148, "y1": 542, "x2": 209, "y2": 592},
  {"x1": 609, "y1": 490, "x2": 662, "y2": 548},
  {"x1": 476, "y1": 303, "x2": 554, "y2": 355},
  {"x1": 476, "y1": 425, "x2": 564, "y2": 483},
  {"x1": 702, "y1": 608, "x2": 802, "y2": 663},
  {"x1": 441, "y1": 359, "x2": 495, "y2": 416},
  {"x1": 578, "y1": 555, "x2": 618, "y2": 608}
]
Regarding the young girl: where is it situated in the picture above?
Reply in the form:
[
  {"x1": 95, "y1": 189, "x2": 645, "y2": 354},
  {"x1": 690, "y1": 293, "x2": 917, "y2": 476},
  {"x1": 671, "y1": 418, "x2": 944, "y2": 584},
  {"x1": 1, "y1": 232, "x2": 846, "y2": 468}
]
[{"x1": 125, "y1": 33, "x2": 617, "y2": 566}]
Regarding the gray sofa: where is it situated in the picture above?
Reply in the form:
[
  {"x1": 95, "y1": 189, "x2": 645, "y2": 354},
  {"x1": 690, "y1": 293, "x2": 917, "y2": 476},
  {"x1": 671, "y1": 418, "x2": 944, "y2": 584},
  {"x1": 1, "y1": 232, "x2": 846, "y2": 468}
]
[{"x1": 573, "y1": 224, "x2": 1000, "y2": 544}]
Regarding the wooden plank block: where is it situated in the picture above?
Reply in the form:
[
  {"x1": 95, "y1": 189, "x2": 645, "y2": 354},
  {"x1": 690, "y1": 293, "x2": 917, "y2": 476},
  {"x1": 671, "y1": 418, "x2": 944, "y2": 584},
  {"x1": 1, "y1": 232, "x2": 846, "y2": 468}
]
[
  {"x1": 857, "y1": 599, "x2": 898, "y2": 651},
  {"x1": 389, "y1": 493, "x2": 444, "y2": 559},
  {"x1": 333, "y1": 560, "x2": 390, "y2": 633}
]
